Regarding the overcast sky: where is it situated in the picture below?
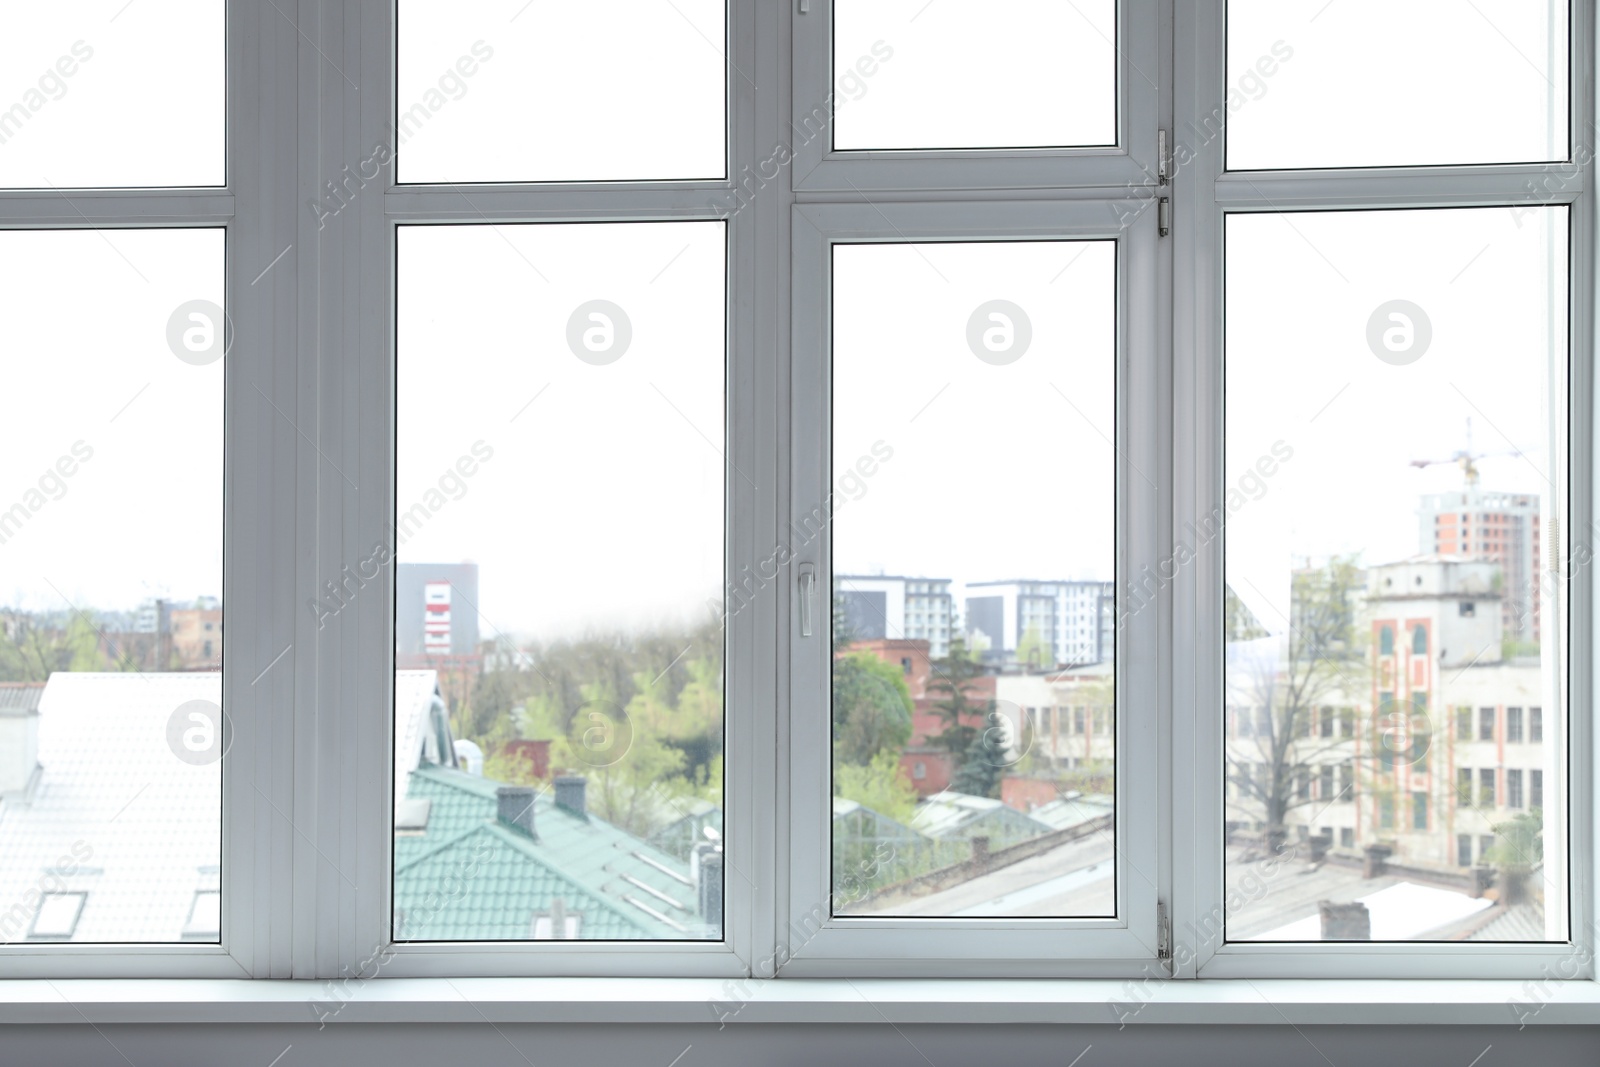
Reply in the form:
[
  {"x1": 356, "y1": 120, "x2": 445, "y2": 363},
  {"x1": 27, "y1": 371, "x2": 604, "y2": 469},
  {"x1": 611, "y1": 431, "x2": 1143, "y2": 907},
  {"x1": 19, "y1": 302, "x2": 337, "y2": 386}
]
[
  {"x1": 1225, "y1": 206, "x2": 1566, "y2": 632},
  {"x1": 0, "y1": 229, "x2": 225, "y2": 615},
  {"x1": 0, "y1": 0, "x2": 1570, "y2": 649}
]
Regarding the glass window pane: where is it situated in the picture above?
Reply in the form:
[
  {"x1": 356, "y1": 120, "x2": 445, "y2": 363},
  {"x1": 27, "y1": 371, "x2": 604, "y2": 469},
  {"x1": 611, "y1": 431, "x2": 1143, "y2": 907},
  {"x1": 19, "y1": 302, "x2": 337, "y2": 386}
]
[
  {"x1": 1224, "y1": 206, "x2": 1567, "y2": 942},
  {"x1": 393, "y1": 221, "x2": 726, "y2": 941},
  {"x1": 395, "y1": 0, "x2": 726, "y2": 184},
  {"x1": 0, "y1": 3, "x2": 225, "y2": 188},
  {"x1": 831, "y1": 240, "x2": 1117, "y2": 918},
  {"x1": 832, "y1": 0, "x2": 1116, "y2": 151},
  {"x1": 0, "y1": 228, "x2": 225, "y2": 942},
  {"x1": 1227, "y1": 0, "x2": 1568, "y2": 170}
]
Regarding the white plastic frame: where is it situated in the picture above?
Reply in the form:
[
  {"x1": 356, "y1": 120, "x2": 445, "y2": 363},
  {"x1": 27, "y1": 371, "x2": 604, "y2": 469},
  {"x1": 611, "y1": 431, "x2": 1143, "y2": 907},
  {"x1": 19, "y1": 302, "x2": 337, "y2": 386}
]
[
  {"x1": 790, "y1": 0, "x2": 1165, "y2": 194},
  {"x1": 0, "y1": 0, "x2": 298, "y2": 980},
  {"x1": 0, "y1": 0, "x2": 1593, "y2": 992},
  {"x1": 781, "y1": 198, "x2": 1165, "y2": 977},
  {"x1": 1171, "y1": 0, "x2": 1597, "y2": 980}
]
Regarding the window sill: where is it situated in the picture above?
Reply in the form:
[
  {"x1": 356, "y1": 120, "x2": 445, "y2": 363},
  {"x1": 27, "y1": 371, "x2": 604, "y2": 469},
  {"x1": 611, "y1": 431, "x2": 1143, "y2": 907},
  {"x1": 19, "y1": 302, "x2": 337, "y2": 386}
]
[{"x1": 0, "y1": 977, "x2": 1595, "y2": 1027}]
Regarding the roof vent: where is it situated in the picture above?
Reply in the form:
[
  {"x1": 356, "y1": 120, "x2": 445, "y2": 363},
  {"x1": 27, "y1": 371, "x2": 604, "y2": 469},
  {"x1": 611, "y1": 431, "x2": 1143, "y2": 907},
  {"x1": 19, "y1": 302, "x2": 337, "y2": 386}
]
[
  {"x1": 496, "y1": 785, "x2": 537, "y2": 838},
  {"x1": 554, "y1": 775, "x2": 587, "y2": 818}
]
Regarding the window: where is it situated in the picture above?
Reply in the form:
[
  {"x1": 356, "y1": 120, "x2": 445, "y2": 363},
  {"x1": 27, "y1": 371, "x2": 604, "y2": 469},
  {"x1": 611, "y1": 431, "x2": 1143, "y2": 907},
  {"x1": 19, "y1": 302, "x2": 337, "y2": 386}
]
[
  {"x1": 1, "y1": 0, "x2": 1584, "y2": 1000},
  {"x1": 182, "y1": 889, "x2": 221, "y2": 942},
  {"x1": 394, "y1": 1, "x2": 725, "y2": 183},
  {"x1": 0, "y1": 4, "x2": 224, "y2": 188},
  {"x1": 27, "y1": 892, "x2": 87, "y2": 941},
  {"x1": 1228, "y1": 0, "x2": 1567, "y2": 170},
  {"x1": 831, "y1": 0, "x2": 1114, "y2": 151}
]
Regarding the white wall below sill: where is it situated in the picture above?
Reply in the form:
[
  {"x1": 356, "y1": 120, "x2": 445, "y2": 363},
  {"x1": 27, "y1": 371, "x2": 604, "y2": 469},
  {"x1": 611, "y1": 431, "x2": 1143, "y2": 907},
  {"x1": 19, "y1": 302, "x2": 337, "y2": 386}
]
[{"x1": 0, "y1": 978, "x2": 1596, "y2": 1027}]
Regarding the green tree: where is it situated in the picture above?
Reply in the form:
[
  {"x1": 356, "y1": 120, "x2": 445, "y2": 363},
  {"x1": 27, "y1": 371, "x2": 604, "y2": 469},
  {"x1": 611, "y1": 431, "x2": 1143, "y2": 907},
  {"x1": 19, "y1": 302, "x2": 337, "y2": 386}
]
[
  {"x1": 0, "y1": 615, "x2": 107, "y2": 681},
  {"x1": 833, "y1": 749, "x2": 918, "y2": 825},
  {"x1": 949, "y1": 714, "x2": 1014, "y2": 798},
  {"x1": 1485, "y1": 808, "x2": 1543, "y2": 905},
  {"x1": 832, "y1": 651, "x2": 913, "y2": 765},
  {"x1": 925, "y1": 636, "x2": 991, "y2": 772},
  {"x1": 550, "y1": 679, "x2": 690, "y2": 838},
  {"x1": 1485, "y1": 808, "x2": 1542, "y2": 871}
]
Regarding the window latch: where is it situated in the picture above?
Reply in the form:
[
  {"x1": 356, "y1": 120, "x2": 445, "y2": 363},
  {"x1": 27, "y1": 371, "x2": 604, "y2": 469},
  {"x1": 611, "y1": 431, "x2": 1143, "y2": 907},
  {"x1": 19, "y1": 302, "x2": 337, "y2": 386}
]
[
  {"x1": 799, "y1": 564, "x2": 817, "y2": 637},
  {"x1": 1158, "y1": 901, "x2": 1172, "y2": 962},
  {"x1": 1158, "y1": 129, "x2": 1170, "y2": 184}
]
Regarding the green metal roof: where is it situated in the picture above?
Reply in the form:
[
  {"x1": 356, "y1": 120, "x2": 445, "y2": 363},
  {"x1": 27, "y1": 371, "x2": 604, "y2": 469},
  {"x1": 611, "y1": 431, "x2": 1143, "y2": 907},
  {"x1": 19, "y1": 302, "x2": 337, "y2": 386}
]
[{"x1": 395, "y1": 765, "x2": 710, "y2": 941}]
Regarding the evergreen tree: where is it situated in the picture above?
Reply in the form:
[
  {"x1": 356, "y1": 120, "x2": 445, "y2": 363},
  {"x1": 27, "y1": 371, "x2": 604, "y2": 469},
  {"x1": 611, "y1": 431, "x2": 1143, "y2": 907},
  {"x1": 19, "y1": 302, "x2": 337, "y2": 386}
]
[
  {"x1": 925, "y1": 636, "x2": 991, "y2": 774},
  {"x1": 949, "y1": 725, "x2": 1006, "y2": 798}
]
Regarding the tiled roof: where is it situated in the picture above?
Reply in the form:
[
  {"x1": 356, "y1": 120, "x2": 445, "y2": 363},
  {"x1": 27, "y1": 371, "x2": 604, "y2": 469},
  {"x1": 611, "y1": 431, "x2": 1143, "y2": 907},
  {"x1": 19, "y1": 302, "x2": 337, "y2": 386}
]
[
  {"x1": 1465, "y1": 902, "x2": 1548, "y2": 942},
  {"x1": 396, "y1": 765, "x2": 710, "y2": 940},
  {"x1": 0, "y1": 682, "x2": 45, "y2": 715},
  {"x1": 0, "y1": 673, "x2": 220, "y2": 944}
]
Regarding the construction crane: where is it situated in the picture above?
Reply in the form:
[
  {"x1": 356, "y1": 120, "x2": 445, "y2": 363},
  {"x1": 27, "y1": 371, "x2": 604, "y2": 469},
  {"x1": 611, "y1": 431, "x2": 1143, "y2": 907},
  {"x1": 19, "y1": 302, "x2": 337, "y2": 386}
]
[{"x1": 1409, "y1": 418, "x2": 1525, "y2": 487}]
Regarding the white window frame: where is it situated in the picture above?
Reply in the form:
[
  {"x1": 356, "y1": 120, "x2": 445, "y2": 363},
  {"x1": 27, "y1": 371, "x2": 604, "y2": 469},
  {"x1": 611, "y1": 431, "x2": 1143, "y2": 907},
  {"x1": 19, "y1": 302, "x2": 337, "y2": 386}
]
[
  {"x1": 0, "y1": 0, "x2": 275, "y2": 981},
  {"x1": 1172, "y1": 0, "x2": 1596, "y2": 980},
  {"x1": 782, "y1": 199, "x2": 1164, "y2": 977},
  {"x1": 0, "y1": 0, "x2": 1592, "y2": 994}
]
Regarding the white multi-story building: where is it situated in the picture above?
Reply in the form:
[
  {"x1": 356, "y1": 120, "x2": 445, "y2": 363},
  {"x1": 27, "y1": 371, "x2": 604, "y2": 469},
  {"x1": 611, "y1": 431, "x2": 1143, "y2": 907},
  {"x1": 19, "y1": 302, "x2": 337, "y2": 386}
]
[
  {"x1": 835, "y1": 575, "x2": 955, "y2": 659},
  {"x1": 994, "y1": 663, "x2": 1115, "y2": 771},
  {"x1": 963, "y1": 580, "x2": 1115, "y2": 668},
  {"x1": 1226, "y1": 557, "x2": 1552, "y2": 880}
]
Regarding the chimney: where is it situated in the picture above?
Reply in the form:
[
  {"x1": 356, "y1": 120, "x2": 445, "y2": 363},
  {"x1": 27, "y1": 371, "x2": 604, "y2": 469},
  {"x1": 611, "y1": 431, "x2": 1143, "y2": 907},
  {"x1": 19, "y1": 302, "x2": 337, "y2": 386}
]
[
  {"x1": 1318, "y1": 900, "x2": 1371, "y2": 940},
  {"x1": 554, "y1": 775, "x2": 587, "y2": 818},
  {"x1": 496, "y1": 785, "x2": 537, "y2": 837},
  {"x1": 1362, "y1": 843, "x2": 1393, "y2": 879}
]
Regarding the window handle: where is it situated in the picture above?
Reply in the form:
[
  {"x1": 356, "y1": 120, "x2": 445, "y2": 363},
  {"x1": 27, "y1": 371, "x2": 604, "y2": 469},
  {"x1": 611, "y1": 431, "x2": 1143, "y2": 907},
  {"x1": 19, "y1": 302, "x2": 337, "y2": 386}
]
[{"x1": 799, "y1": 564, "x2": 817, "y2": 638}]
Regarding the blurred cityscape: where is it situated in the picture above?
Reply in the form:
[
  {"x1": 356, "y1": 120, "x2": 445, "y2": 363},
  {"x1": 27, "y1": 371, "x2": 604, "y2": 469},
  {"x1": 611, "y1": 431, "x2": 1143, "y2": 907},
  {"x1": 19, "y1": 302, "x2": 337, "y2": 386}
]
[
  {"x1": 0, "y1": 467, "x2": 1557, "y2": 943},
  {"x1": 1224, "y1": 467, "x2": 1557, "y2": 942}
]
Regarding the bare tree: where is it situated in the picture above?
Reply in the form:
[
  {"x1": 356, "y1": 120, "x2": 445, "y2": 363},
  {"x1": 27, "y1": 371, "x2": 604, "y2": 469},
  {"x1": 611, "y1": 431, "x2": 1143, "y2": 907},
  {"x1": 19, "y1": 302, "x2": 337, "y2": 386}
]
[{"x1": 1225, "y1": 559, "x2": 1367, "y2": 850}]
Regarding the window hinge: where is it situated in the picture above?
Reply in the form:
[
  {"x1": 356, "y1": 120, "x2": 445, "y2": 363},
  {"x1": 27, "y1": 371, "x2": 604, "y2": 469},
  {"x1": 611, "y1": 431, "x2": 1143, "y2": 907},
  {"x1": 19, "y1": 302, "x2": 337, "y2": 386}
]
[
  {"x1": 1157, "y1": 901, "x2": 1172, "y2": 961},
  {"x1": 1157, "y1": 129, "x2": 1170, "y2": 184},
  {"x1": 1158, "y1": 197, "x2": 1171, "y2": 237},
  {"x1": 799, "y1": 0, "x2": 810, "y2": 12}
]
